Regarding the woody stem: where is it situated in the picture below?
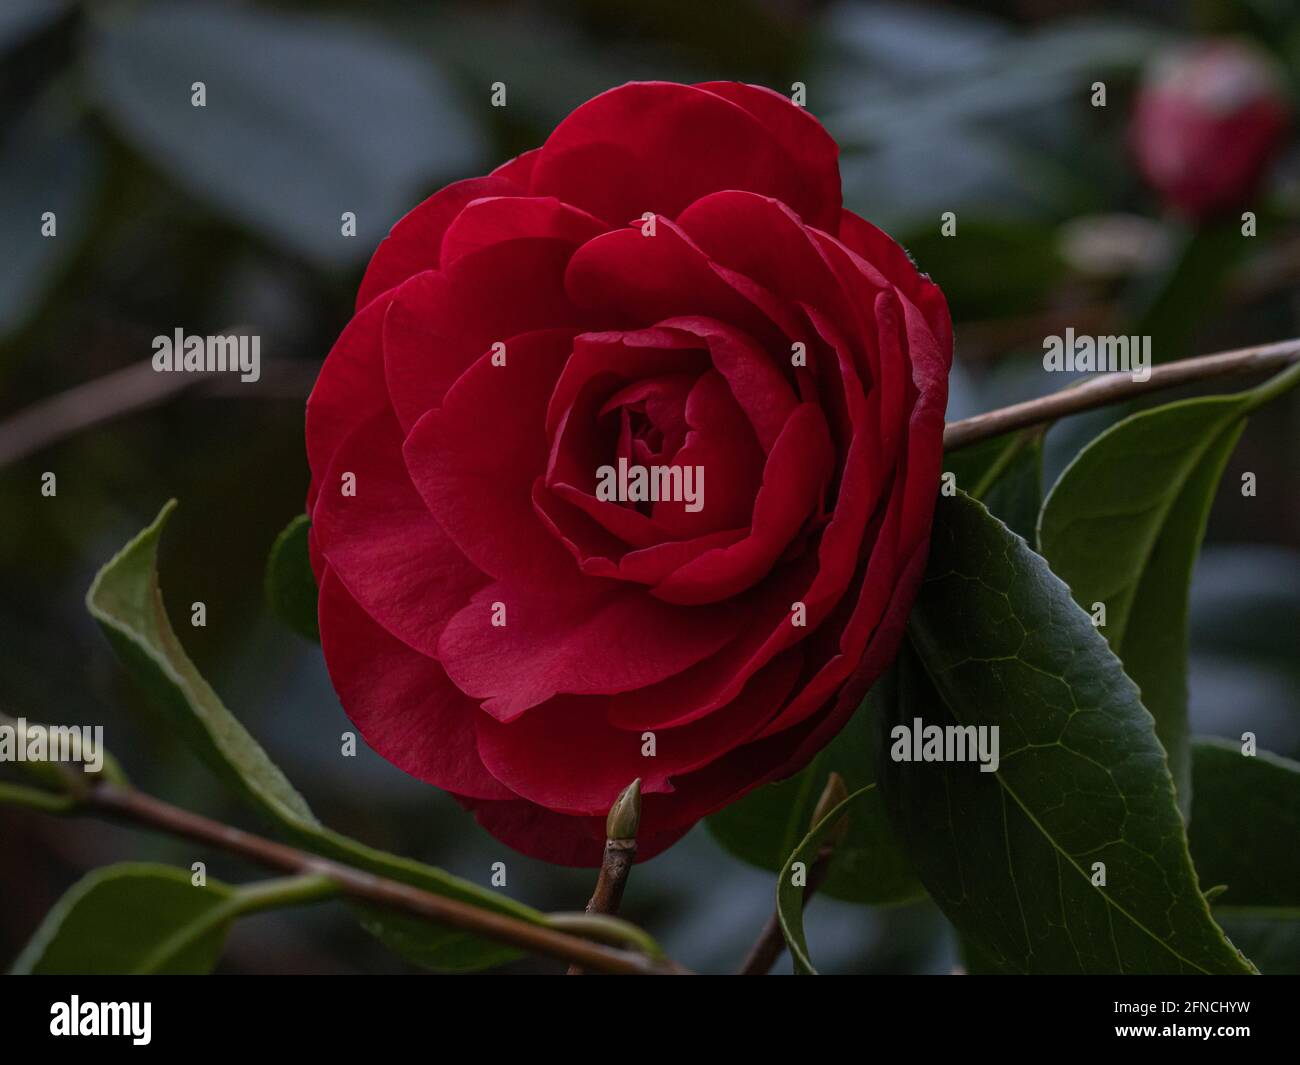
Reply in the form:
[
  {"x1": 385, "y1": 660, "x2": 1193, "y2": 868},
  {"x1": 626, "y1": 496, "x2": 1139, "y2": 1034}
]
[
  {"x1": 7, "y1": 779, "x2": 688, "y2": 975},
  {"x1": 942, "y1": 337, "x2": 1299, "y2": 452}
]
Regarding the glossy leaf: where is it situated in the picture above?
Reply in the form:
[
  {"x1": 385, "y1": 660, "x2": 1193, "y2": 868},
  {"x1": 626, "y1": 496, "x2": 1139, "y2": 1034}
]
[
  {"x1": 1038, "y1": 394, "x2": 1250, "y2": 814},
  {"x1": 707, "y1": 703, "x2": 922, "y2": 906},
  {"x1": 776, "y1": 785, "x2": 876, "y2": 975},
  {"x1": 879, "y1": 492, "x2": 1255, "y2": 974},
  {"x1": 265, "y1": 514, "x2": 319, "y2": 641},
  {"x1": 14, "y1": 864, "x2": 238, "y2": 975},
  {"x1": 1189, "y1": 738, "x2": 1300, "y2": 912},
  {"x1": 14, "y1": 864, "x2": 336, "y2": 974},
  {"x1": 86, "y1": 502, "x2": 545, "y2": 971},
  {"x1": 943, "y1": 426, "x2": 1043, "y2": 543}
]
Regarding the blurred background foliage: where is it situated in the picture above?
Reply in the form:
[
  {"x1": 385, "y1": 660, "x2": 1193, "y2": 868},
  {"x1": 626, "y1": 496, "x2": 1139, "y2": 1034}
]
[{"x1": 1, "y1": 0, "x2": 1297, "y2": 974}]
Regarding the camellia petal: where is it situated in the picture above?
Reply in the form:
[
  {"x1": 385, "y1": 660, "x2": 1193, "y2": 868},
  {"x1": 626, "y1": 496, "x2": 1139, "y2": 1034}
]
[
  {"x1": 318, "y1": 571, "x2": 513, "y2": 800},
  {"x1": 313, "y1": 409, "x2": 484, "y2": 658},
  {"x1": 532, "y1": 82, "x2": 839, "y2": 230},
  {"x1": 437, "y1": 579, "x2": 742, "y2": 722},
  {"x1": 355, "y1": 175, "x2": 525, "y2": 311},
  {"x1": 403, "y1": 328, "x2": 580, "y2": 589}
]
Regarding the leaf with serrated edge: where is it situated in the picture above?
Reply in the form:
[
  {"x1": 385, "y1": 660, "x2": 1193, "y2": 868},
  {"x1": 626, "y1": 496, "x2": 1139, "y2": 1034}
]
[
  {"x1": 944, "y1": 427, "x2": 1043, "y2": 543},
  {"x1": 880, "y1": 492, "x2": 1255, "y2": 974},
  {"x1": 1038, "y1": 394, "x2": 1249, "y2": 813}
]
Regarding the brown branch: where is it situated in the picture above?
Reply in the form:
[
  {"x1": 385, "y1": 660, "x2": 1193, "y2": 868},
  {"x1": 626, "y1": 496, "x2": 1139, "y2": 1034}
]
[
  {"x1": 0, "y1": 348, "x2": 319, "y2": 468},
  {"x1": 567, "y1": 778, "x2": 641, "y2": 976},
  {"x1": 738, "y1": 843, "x2": 836, "y2": 976},
  {"x1": 738, "y1": 772, "x2": 848, "y2": 976},
  {"x1": 58, "y1": 781, "x2": 689, "y2": 976},
  {"x1": 943, "y1": 337, "x2": 1300, "y2": 453},
  {"x1": 4, "y1": 328, "x2": 1296, "y2": 470}
]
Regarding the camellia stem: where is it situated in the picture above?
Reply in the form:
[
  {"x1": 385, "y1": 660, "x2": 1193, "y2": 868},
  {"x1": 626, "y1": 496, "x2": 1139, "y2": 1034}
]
[
  {"x1": 25, "y1": 780, "x2": 690, "y2": 976},
  {"x1": 567, "y1": 778, "x2": 641, "y2": 976},
  {"x1": 942, "y1": 336, "x2": 1300, "y2": 452},
  {"x1": 738, "y1": 773, "x2": 849, "y2": 976},
  {"x1": 0, "y1": 338, "x2": 1295, "y2": 469}
]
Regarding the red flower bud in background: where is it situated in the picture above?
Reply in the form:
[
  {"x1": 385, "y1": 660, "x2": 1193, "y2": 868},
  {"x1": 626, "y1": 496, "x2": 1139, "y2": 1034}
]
[{"x1": 1130, "y1": 39, "x2": 1291, "y2": 220}]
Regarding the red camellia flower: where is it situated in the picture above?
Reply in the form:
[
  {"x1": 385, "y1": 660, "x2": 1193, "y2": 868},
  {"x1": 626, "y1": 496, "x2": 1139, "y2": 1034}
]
[
  {"x1": 305, "y1": 82, "x2": 951, "y2": 865},
  {"x1": 1131, "y1": 40, "x2": 1291, "y2": 219}
]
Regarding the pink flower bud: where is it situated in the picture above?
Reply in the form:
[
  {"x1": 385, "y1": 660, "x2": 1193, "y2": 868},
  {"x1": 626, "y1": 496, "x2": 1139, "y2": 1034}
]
[{"x1": 1131, "y1": 39, "x2": 1291, "y2": 220}]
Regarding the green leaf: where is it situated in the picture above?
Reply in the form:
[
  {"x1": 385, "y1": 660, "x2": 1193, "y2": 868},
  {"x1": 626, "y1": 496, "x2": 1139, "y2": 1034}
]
[
  {"x1": 878, "y1": 492, "x2": 1255, "y2": 974},
  {"x1": 14, "y1": 864, "x2": 233, "y2": 975},
  {"x1": 775, "y1": 785, "x2": 876, "y2": 975},
  {"x1": 1038, "y1": 364, "x2": 1300, "y2": 817},
  {"x1": 88, "y1": 3, "x2": 482, "y2": 265},
  {"x1": 86, "y1": 502, "x2": 545, "y2": 972},
  {"x1": 707, "y1": 702, "x2": 922, "y2": 906},
  {"x1": 1038, "y1": 395, "x2": 1250, "y2": 814},
  {"x1": 943, "y1": 427, "x2": 1043, "y2": 543},
  {"x1": 265, "y1": 514, "x2": 319, "y2": 641},
  {"x1": 1189, "y1": 738, "x2": 1300, "y2": 912},
  {"x1": 13, "y1": 864, "x2": 336, "y2": 974},
  {"x1": 959, "y1": 936, "x2": 1002, "y2": 975},
  {"x1": 88, "y1": 501, "x2": 315, "y2": 827}
]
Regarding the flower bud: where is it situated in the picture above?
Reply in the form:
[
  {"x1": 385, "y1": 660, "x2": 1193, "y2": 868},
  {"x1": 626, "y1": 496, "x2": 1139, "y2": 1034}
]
[
  {"x1": 606, "y1": 778, "x2": 641, "y2": 842},
  {"x1": 1130, "y1": 39, "x2": 1290, "y2": 220}
]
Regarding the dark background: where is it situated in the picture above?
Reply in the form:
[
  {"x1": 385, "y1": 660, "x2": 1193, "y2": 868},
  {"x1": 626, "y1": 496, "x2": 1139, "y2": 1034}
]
[{"x1": 1, "y1": 0, "x2": 1297, "y2": 974}]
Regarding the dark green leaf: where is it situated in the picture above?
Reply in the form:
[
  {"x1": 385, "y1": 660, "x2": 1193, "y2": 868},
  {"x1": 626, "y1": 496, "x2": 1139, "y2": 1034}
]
[
  {"x1": 265, "y1": 514, "x2": 319, "y2": 641},
  {"x1": 1038, "y1": 395, "x2": 1250, "y2": 814},
  {"x1": 776, "y1": 785, "x2": 876, "y2": 975},
  {"x1": 879, "y1": 492, "x2": 1255, "y2": 974},
  {"x1": 1189, "y1": 738, "x2": 1300, "y2": 911},
  {"x1": 13, "y1": 864, "x2": 236, "y2": 974},
  {"x1": 86, "y1": 502, "x2": 545, "y2": 972},
  {"x1": 959, "y1": 937, "x2": 1003, "y2": 975},
  {"x1": 707, "y1": 703, "x2": 922, "y2": 906},
  {"x1": 89, "y1": 3, "x2": 482, "y2": 265},
  {"x1": 943, "y1": 427, "x2": 1043, "y2": 542},
  {"x1": 13, "y1": 865, "x2": 336, "y2": 974}
]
